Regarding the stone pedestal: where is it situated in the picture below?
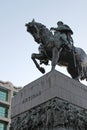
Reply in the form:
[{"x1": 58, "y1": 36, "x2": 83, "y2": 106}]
[{"x1": 11, "y1": 70, "x2": 87, "y2": 130}]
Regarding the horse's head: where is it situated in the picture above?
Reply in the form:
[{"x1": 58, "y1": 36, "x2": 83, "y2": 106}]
[{"x1": 25, "y1": 19, "x2": 42, "y2": 43}]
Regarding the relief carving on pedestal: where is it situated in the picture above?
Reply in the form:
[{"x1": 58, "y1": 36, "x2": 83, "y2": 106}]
[{"x1": 10, "y1": 98, "x2": 87, "y2": 130}]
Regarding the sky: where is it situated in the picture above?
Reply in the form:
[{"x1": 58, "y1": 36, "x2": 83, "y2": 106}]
[{"x1": 0, "y1": 0, "x2": 87, "y2": 87}]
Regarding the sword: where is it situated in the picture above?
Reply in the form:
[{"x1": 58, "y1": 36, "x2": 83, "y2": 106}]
[{"x1": 72, "y1": 43, "x2": 76, "y2": 68}]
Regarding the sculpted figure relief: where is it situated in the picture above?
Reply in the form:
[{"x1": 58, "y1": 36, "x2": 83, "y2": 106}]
[
  {"x1": 25, "y1": 19, "x2": 87, "y2": 81},
  {"x1": 10, "y1": 98, "x2": 87, "y2": 130}
]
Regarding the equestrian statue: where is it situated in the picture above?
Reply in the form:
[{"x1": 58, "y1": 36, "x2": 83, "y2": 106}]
[{"x1": 25, "y1": 19, "x2": 87, "y2": 81}]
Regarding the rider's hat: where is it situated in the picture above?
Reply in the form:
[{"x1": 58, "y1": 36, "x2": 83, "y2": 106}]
[{"x1": 57, "y1": 21, "x2": 63, "y2": 25}]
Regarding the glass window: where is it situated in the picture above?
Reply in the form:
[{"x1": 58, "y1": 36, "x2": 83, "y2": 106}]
[
  {"x1": 0, "y1": 122, "x2": 7, "y2": 130},
  {"x1": 13, "y1": 92, "x2": 17, "y2": 97},
  {"x1": 0, "y1": 106, "x2": 8, "y2": 118},
  {"x1": 0, "y1": 88, "x2": 8, "y2": 101},
  {"x1": 0, "y1": 123, "x2": 4, "y2": 130}
]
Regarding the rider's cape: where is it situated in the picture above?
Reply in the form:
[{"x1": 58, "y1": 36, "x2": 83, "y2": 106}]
[{"x1": 57, "y1": 24, "x2": 73, "y2": 35}]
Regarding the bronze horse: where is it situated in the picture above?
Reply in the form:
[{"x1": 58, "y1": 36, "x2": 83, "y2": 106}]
[{"x1": 25, "y1": 19, "x2": 87, "y2": 81}]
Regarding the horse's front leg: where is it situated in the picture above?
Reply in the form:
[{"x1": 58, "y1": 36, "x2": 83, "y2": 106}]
[
  {"x1": 51, "y1": 47, "x2": 60, "y2": 70},
  {"x1": 31, "y1": 53, "x2": 45, "y2": 73}
]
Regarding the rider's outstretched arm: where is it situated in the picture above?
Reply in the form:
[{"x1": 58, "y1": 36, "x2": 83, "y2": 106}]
[{"x1": 50, "y1": 27, "x2": 58, "y2": 31}]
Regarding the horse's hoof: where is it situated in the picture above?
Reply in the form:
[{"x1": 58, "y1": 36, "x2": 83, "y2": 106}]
[{"x1": 40, "y1": 67, "x2": 45, "y2": 74}]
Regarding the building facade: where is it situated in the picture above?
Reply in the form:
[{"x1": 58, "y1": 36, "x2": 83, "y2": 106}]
[{"x1": 0, "y1": 81, "x2": 21, "y2": 130}]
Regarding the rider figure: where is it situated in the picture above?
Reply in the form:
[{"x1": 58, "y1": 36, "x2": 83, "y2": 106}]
[
  {"x1": 50, "y1": 21, "x2": 74, "y2": 70},
  {"x1": 50, "y1": 21, "x2": 74, "y2": 49}
]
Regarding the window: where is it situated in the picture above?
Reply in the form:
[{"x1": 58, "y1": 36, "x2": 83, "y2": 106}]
[
  {"x1": 13, "y1": 92, "x2": 17, "y2": 97},
  {"x1": 0, "y1": 122, "x2": 8, "y2": 130},
  {"x1": 0, "y1": 88, "x2": 8, "y2": 101},
  {"x1": 0, "y1": 123, "x2": 4, "y2": 130},
  {"x1": 0, "y1": 106, "x2": 8, "y2": 118}
]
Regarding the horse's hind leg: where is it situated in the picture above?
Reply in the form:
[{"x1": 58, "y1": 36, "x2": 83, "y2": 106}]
[
  {"x1": 67, "y1": 65, "x2": 80, "y2": 81},
  {"x1": 31, "y1": 53, "x2": 45, "y2": 73}
]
